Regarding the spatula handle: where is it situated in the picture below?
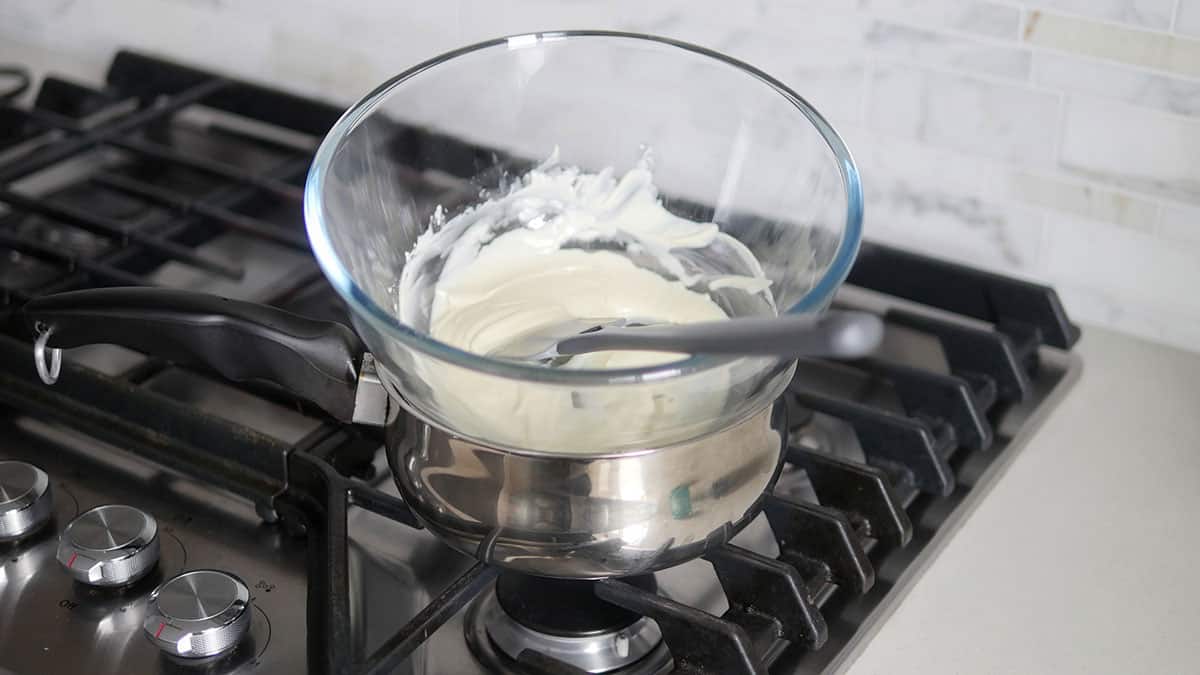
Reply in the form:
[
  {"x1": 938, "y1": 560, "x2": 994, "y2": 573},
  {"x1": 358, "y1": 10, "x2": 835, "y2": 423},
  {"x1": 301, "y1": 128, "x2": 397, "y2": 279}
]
[{"x1": 556, "y1": 309, "x2": 883, "y2": 359}]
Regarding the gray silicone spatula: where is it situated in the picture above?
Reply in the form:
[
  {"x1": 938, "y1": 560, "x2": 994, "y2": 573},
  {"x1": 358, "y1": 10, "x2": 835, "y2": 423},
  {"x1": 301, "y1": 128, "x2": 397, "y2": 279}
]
[{"x1": 503, "y1": 310, "x2": 884, "y2": 364}]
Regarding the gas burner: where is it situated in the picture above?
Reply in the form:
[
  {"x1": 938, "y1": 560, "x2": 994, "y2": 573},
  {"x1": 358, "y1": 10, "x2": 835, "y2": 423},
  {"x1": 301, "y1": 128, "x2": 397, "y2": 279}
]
[{"x1": 466, "y1": 573, "x2": 670, "y2": 674}]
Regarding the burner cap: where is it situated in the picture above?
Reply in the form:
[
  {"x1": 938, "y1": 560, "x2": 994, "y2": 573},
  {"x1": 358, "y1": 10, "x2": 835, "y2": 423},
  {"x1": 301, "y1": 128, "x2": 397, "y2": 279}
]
[
  {"x1": 496, "y1": 573, "x2": 656, "y2": 637},
  {"x1": 468, "y1": 577, "x2": 668, "y2": 675}
]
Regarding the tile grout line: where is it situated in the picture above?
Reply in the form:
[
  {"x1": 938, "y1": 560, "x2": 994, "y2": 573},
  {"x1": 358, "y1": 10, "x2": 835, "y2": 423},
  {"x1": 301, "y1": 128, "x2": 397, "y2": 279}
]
[
  {"x1": 869, "y1": 53, "x2": 1032, "y2": 85},
  {"x1": 860, "y1": 110, "x2": 1107, "y2": 189},
  {"x1": 868, "y1": 12, "x2": 1031, "y2": 49},
  {"x1": 1023, "y1": 167, "x2": 1185, "y2": 209},
  {"x1": 1028, "y1": 42, "x2": 1200, "y2": 85},
  {"x1": 1027, "y1": 34, "x2": 1038, "y2": 85},
  {"x1": 756, "y1": 5, "x2": 1200, "y2": 87},
  {"x1": 1151, "y1": 201, "x2": 1167, "y2": 242},
  {"x1": 1022, "y1": 40, "x2": 1200, "y2": 88},
  {"x1": 1050, "y1": 88, "x2": 1069, "y2": 174},
  {"x1": 866, "y1": 134, "x2": 1167, "y2": 233},
  {"x1": 1062, "y1": 87, "x2": 1200, "y2": 128},
  {"x1": 859, "y1": 56, "x2": 873, "y2": 127},
  {"x1": 1024, "y1": 15, "x2": 1200, "y2": 80},
  {"x1": 1034, "y1": 209, "x2": 1051, "y2": 279},
  {"x1": 874, "y1": 58, "x2": 1064, "y2": 95},
  {"x1": 1017, "y1": 5, "x2": 1181, "y2": 35},
  {"x1": 818, "y1": 84, "x2": 1192, "y2": 221},
  {"x1": 1028, "y1": 53, "x2": 1200, "y2": 127},
  {"x1": 1008, "y1": 170, "x2": 1161, "y2": 236},
  {"x1": 1146, "y1": 192, "x2": 1200, "y2": 214}
]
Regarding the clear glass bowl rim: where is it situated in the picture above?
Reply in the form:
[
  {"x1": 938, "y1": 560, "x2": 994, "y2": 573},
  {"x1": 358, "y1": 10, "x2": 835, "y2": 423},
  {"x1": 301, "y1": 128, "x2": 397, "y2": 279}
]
[{"x1": 303, "y1": 29, "x2": 864, "y2": 386}]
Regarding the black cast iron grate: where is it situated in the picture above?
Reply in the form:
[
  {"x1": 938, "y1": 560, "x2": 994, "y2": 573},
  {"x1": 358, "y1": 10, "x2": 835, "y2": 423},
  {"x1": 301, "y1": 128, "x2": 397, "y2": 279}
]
[{"x1": 0, "y1": 51, "x2": 1080, "y2": 675}]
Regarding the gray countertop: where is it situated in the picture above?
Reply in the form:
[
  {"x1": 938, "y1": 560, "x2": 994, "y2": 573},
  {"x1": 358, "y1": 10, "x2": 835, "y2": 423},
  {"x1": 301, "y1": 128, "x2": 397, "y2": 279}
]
[{"x1": 848, "y1": 326, "x2": 1200, "y2": 674}]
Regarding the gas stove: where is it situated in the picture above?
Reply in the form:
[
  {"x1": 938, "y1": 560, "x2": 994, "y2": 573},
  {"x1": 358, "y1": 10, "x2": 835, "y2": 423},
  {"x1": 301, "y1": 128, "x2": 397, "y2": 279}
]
[{"x1": 0, "y1": 51, "x2": 1081, "y2": 675}]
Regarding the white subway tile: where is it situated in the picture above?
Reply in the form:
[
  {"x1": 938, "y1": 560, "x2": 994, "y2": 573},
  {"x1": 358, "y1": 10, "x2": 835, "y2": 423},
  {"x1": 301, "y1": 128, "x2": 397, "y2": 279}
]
[
  {"x1": 214, "y1": 1, "x2": 467, "y2": 98},
  {"x1": 1024, "y1": 10, "x2": 1200, "y2": 78},
  {"x1": 1059, "y1": 97, "x2": 1200, "y2": 205},
  {"x1": 852, "y1": 128, "x2": 1160, "y2": 230},
  {"x1": 867, "y1": 64, "x2": 1060, "y2": 164},
  {"x1": 619, "y1": 17, "x2": 868, "y2": 129},
  {"x1": 1, "y1": 0, "x2": 273, "y2": 82},
  {"x1": 758, "y1": 3, "x2": 877, "y2": 43},
  {"x1": 0, "y1": 1, "x2": 75, "y2": 41},
  {"x1": 644, "y1": 3, "x2": 870, "y2": 49},
  {"x1": 1178, "y1": 0, "x2": 1200, "y2": 37},
  {"x1": 459, "y1": 0, "x2": 649, "y2": 41},
  {"x1": 1055, "y1": 284, "x2": 1168, "y2": 343},
  {"x1": 266, "y1": 31, "x2": 386, "y2": 104},
  {"x1": 1053, "y1": 283, "x2": 1200, "y2": 352},
  {"x1": 1160, "y1": 318, "x2": 1200, "y2": 352},
  {"x1": 1010, "y1": 172, "x2": 1159, "y2": 231},
  {"x1": 1033, "y1": 52, "x2": 1200, "y2": 118},
  {"x1": 627, "y1": 12, "x2": 732, "y2": 47},
  {"x1": 850, "y1": 127, "x2": 1015, "y2": 201},
  {"x1": 1043, "y1": 213, "x2": 1200, "y2": 315},
  {"x1": 850, "y1": 129, "x2": 1046, "y2": 274},
  {"x1": 1159, "y1": 203, "x2": 1200, "y2": 244},
  {"x1": 1025, "y1": 0, "x2": 1175, "y2": 29},
  {"x1": 1056, "y1": 283, "x2": 1200, "y2": 353},
  {"x1": 0, "y1": 37, "x2": 106, "y2": 86},
  {"x1": 646, "y1": 0, "x2": 854, "y2": 35},
  {"x1": 720, "y1": 32, "x2": 867, "y2": 129},
  {"x1": 866, "y1": 21, "x2": 1032, "y2": 79},
  {"x1": 234, "y1": 0, "x2": 465, "y2": 102},
  {"x1": 858, "y1": 0, "x2": 1021, "y2": 39},
  {"x1": 861, "y1": 183, "x2": 1046, "y2": 276}
]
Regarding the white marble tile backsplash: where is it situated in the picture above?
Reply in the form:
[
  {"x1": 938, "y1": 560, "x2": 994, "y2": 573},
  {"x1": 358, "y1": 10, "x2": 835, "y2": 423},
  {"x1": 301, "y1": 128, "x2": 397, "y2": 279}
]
[
  {"x1": 857, "y1": 0, "x2": 1023, "y2": 39},
  {"x1": 1043, "y1": 213, "x2": 1200, "y2": 320},
  {"x1": 1059, "y1": 98, "x2": 1200, "y2": 206},
  {"x1": 1009, "y1": 171, "x2": 1162, "y2": 231},
  {"x1": 1, "y1": 0, "x2": 1197, "y2": 352},
  {"x1": 867, "y1": 64, "x2": 1060, "y2": 164},
  {"x1": 1178, "y1": 0, "x2": 1200, "y2": 36},
  {"x1": 1159, "y1": 203, "x2": 1200, "y2": 245},
  {"x1": 1025, "y1": 0, "x2": 1177, "y2": 29},
  {"x1": 1024, "y1": 10, "x2": 1200, "y2": 77},
  {"x1": 1032, "y1": 51, "x2": 1200, "y2": 118},
  {"x1": 866, "y1": 21, "x2": 1033, "y2": 79}
]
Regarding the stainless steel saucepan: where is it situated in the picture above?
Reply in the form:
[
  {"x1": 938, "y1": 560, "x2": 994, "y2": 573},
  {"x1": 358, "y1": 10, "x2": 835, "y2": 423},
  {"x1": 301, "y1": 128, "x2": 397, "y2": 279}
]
[{"x1": 22, "y1": 31, "x2": 864, "y2": 579}]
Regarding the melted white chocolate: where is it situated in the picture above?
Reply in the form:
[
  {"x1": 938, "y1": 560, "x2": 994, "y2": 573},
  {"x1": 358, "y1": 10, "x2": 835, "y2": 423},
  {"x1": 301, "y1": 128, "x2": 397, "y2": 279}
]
[{"x1": 396, "y1": 154, "x2": 772, "y2": 451}]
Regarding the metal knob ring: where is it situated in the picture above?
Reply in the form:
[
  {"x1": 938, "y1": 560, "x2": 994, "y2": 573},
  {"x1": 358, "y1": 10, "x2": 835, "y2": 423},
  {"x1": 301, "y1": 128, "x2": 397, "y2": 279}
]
[{"x1": 34, "y1": 325, "x2": 62, "y2": 385}]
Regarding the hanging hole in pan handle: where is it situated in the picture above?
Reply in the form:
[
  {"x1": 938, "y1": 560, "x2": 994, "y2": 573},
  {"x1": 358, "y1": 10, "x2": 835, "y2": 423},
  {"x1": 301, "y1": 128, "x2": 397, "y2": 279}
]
[
  {"x1": 0, "y1": 67, "x2": 31, "y2": 102},
  {"x1": 33, "y1": 323, "x2": 62, "y2": 385}
]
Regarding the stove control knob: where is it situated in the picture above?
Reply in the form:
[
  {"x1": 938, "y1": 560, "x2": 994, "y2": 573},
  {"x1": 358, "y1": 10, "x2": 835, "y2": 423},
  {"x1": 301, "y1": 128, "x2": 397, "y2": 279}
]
[
  {"x1": 57, "y1": 504, "x2": 158, "y2": 586},
  {"x1": 144, "y1": 570, "x2": 251, "y2": 658},
  {"x1": 0, "y1": 460, "x2": 52, "y2": 541}
]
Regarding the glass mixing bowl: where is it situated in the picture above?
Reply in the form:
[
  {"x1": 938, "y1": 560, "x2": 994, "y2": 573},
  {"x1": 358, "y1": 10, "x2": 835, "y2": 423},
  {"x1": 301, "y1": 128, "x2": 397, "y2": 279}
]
[{"x1": 305, "y1": 31, "x2": 863, "y2": 454}]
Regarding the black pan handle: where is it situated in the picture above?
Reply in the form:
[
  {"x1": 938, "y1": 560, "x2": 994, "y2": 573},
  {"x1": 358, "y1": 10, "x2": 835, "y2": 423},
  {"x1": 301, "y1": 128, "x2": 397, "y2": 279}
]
[{"x1": 23, "y1": 287, "x2": 366, "y2": 422}]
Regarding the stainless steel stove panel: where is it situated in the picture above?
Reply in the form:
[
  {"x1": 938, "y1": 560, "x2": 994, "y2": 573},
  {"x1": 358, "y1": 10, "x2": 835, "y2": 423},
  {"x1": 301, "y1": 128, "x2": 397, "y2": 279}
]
[
  {"x1": 0, "y1": 417, "x2": 300, "y2": 674},
  {"x1": 0, "y1": 314, "x2": 1081, "y2": 675}
]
